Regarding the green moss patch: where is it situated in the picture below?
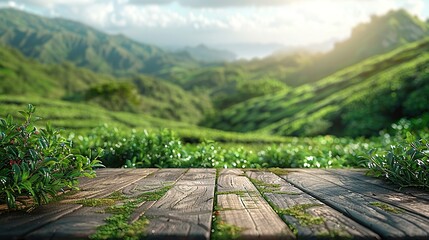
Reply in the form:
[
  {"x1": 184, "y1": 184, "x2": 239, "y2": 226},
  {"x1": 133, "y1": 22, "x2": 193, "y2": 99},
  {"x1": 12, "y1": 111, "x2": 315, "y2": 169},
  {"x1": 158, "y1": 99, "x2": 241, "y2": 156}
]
[
  {"x1": 277, "y1": 204, "x2": 325, "y2": 226},
  {"x1": 370, "y1": 202, "x2": 403, "y2": 214},
  {"x1": 249, "y1": 178, "x2": 281, "y2": 192},
  {"x1": 211, "y1": 219, "x2": 242, "y2": 240},
  {"x1": 90, "y1": 185, "x2": 173, "y2": 240}
]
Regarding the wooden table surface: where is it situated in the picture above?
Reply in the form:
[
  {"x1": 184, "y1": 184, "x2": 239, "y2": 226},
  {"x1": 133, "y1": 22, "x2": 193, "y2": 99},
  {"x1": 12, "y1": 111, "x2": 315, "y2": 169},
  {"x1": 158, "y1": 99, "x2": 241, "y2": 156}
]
[{"x1": 1, "y1": 168, "x2": 429, "y2": 239}]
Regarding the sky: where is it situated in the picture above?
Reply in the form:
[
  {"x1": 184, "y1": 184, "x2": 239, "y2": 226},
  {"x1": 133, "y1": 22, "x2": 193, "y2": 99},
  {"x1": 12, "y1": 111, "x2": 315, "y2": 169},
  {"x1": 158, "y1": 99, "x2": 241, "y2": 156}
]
[{"x1": 1, "y1": 0, "x2": 428, "y2": 57}]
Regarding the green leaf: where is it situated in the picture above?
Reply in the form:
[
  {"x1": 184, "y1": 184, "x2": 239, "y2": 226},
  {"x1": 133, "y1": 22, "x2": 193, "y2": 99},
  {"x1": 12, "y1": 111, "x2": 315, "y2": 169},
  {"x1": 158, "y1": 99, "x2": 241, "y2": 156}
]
[
  {"x1": 12, "y1": 164, "x2": 21, "y2": 183},
  {"x1": 6, "y1": 190, "x2": 16, "y2": 209},
  {"x1": 27, "y1": 104, "x2": 36, "y2": 114},
  {"x1": 29, "y1": 149, "x2": 39, "y2": 161},
  {"x1": 18, "y1": 110, "x2": 30, "y2": 121},
  {"x1": 406, "y1": 132, "x2": 416, "y2": 144},
  {"x1": 39, "y1": 137, "x2": 49, "y2": 149}
]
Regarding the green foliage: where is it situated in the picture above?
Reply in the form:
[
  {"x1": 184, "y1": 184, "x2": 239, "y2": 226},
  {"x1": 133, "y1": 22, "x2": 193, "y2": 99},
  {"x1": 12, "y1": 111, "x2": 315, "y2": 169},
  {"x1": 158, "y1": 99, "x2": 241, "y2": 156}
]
[
  {"x1": 0, "y1": 105, "x2": 102, "y2": 209},
  {"x1": 211, "y1": 219, "x2": 242, "y2": 240},
  {"x1": 75, "y1": 126, "x2": 189, "y2": 168},
  {"x1": 368, "y1": 132, "x2": 429, "y2": 189},
  {"x1": 73, "y1": 125, "x2": 372, "y2": 169},
  {"x1": 84, "y1": 82, "x2": 140, "y2": 112}
]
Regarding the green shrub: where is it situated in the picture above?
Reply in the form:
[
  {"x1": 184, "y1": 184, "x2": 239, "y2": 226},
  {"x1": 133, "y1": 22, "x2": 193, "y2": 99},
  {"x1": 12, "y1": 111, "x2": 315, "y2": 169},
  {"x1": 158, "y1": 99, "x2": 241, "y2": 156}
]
[
  {"x1": 368, "y1": 132, "x2": 429, "y2": 189},
  {"x1": 75, "y1": 126, "x2": 189, "y2": 168},
  {"x1": 74, "y1": 125, "x2": 368, "y2": 169},
  {"x1": 0, "y1": 105, "x2": 102, "y2": 209}
]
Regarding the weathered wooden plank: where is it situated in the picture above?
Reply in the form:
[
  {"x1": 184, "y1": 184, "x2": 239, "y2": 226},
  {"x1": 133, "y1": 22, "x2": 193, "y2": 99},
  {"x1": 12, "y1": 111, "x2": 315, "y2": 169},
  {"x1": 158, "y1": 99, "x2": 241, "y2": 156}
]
[
  {"x1": 121, "y1": 168, "x2": 187, "y2": 198},
  {"x1": 308, "y1": 169, "x2": 429, "y2": 219},
  {"x1": 61, "y1": 168, "x2": 156, "y2": 202},
  {"x1": 281, "y1": 170, "x2": 429, "y2": 239},
  {"x1": 0, "y1": 203, "x2": 82, "y2": 239},
  {"x1": 247, "y1": 170, "x2": 380, "y2": 239},
  {"x1": 25, "y1": 206, "x2": 111, "y2": 240},
  {"x1": 144, "y1": 169, "x2": 216, "y2": 240},
  {"x1": 330, "y1": 169, "x2": 429, "y2": 201},
  {"x1": 217, "y1": 169, "x2": 295, "y2": 239},
  {"x1": 0, "y1": 169, "x2": 129, "y2": 212},
  {"x1": 25, "y1": 168, "x2": 184, "y2": 240},
  {"x1": 217, "y1": 169, "x2": 257, "y2": 192},
  {"x1": 0, "y1": 169, "x2": 130, "y2": 238},
  {"x1": 0, "y1": 169, "x2": 155, "y2": 239},
  {"x1": 77, "y1": 168, "x2": 130, "y2": 187}
]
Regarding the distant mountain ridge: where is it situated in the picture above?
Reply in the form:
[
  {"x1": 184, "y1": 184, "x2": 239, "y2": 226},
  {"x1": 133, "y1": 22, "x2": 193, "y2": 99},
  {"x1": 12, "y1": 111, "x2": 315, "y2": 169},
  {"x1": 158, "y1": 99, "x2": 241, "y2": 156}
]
[
  {"x1": 286, "y1": 9, "x2": 429, "y2": 85},
  {"x1": 181, "y1": 44, "x2": 236, "y2": 63},
  {"x1": 0, "y1": 8, "x2": 198, "y2": 77}
]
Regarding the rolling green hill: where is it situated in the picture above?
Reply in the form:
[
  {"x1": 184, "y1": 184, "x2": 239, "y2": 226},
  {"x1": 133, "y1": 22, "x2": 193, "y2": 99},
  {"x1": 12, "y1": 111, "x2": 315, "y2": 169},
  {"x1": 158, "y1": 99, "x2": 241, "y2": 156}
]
[
  {"x1": 206, "y1": 38, "x2": 429, "y2": 137},
  {"x1": 286, "y1": 9, "x2": 429, "y2": 86},
  {"x1": 0, "y1": 44, "x2": 213, "y2": 124},
  {"x1": 232, "y1": 9, "x2": 429, "y2": 87},
  {"x1": 168, "y1": 10, "x2": 429, "y2": 110},
  {"x1": 2, "y1": 8, "x2": 429, "y2": 138},
  {"x1": 0, "y1": 95, "x2": 287, "y2": 144},
  {"x1": 0, "y1": 8, "x2": 198, "y2": 78}
]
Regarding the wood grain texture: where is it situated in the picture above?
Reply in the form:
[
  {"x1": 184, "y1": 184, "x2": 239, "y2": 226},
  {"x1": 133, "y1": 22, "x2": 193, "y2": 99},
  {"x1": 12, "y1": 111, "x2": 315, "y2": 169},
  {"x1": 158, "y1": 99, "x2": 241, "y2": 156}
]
[
  {"x1": 0, "y1": 203, "x2": 82, "y2": 239},
  {"x1": 217, "y1": 169, "x2": 295, "y2": 239},
  {"x1": 77, "y1": 168, "x2": 130, "y2": 187},
  {"x1": 25, "y1": 168, "x2": 184, "y2": 240},
  {"x1": 330, "y1": 169, "x2": 429, "y2": 201},
  {"x1": 122, "y1": 168, "x2": 187, "y2": 198},
  {"x1": 1, "y1": 169, "x2": 156, "y2": 240},
  {"x1": 1, "y1": 168, "x2": 428, "y2": 240},
  {"x1": 281, "y1": 170, "x2": 429, "y2": 239},
  {"x1": 144, "y1": 169, "x2": 216, "y2": 240},
  {"x1": 61, "y1": 168, "x2": 156, "y2": 202},
  {"x1": 247, "y1": 170, "x2": 380, "y2": 240},
  {"x1": 25, "y1": 206, "x2": 110, "y2": 240},
  {"x1": 312, "y1": 169, "x2": 429, "y2": 218}
]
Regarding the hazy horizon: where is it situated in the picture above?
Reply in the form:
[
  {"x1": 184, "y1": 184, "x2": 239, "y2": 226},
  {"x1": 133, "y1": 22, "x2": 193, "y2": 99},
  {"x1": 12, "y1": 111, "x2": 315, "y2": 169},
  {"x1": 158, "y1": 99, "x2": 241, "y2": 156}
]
[{"x1": 1, "y1": 0, "x2": 428, "y2": 58}]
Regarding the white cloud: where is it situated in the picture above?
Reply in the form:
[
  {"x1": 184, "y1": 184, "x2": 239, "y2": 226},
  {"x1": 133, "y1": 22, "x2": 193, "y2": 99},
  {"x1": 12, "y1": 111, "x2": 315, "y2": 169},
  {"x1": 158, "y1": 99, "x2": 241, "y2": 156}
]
[{"x1": 0, "y1": 0, "x2": 427, "y2": 57}]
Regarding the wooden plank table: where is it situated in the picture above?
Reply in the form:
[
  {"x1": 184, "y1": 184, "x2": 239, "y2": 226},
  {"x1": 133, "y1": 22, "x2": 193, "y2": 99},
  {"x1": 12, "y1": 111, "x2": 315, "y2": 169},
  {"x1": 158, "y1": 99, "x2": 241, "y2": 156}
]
[{"x1": 1, "y1": 168, "x2": 428, "y2": 239}]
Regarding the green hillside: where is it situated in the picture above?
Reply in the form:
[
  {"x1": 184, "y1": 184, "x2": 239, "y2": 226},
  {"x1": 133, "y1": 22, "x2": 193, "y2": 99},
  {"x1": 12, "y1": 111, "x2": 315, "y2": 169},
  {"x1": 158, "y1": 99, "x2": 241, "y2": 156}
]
[
  {"x1": 0, "y1": 8, "x2": 198, "y2": 78},
  {"x1": 0, "y1": 95, "x2": 287, "y2": 144},
  {"x1": 1, "y1": 8, "x2": 429, "y2": 138},
  {"x1": 0, "y1": 44, "x2": 212, "y2": 124},
  {"x1": 206, "y1": 38, "x2": 429, "y2": 137},
  {"x1": 287, "y1": 9, "x2": 429, "y2": 86},
  {"x1": 168, "y1": 10, "x2": 428, "y2": 110},
  {"x1": 233, "y1": 9, "x2": 429, "y2": 87}
]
